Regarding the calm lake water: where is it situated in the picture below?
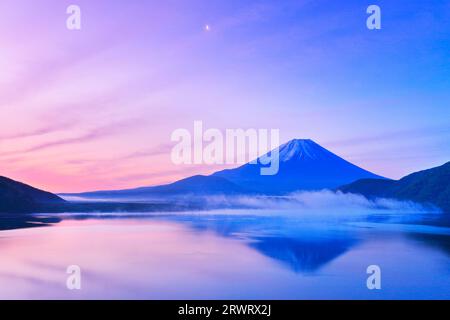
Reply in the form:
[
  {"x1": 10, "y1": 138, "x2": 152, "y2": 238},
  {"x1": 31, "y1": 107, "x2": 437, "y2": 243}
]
[{"x1": 0, "y1": 210, "x2": 449, "y2": 300}]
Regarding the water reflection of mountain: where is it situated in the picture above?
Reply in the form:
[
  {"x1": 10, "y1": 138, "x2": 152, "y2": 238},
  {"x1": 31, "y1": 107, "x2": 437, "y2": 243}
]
[
  {"x1": 166, "y1": 215, "x2": 361, "y2": 273},
  {"x1": 3, "y1": 212, "x2": 359, "y2": 272},
  {"x1": 249, "y1": 236, "x2": 359, "y2": 273}
]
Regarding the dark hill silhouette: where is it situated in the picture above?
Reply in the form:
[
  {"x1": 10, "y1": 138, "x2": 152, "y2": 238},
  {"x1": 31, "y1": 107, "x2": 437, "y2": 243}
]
[
  {"x1": 339, "y1": 162, "x2": 450, "y2": 212},
  {"x1": 0, "y1": 176, "x2": 65, "y2": 213}
]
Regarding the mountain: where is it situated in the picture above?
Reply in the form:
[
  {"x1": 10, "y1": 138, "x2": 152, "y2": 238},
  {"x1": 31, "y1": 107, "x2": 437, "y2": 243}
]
[
  {"x1": 65, "y1": 175, "x2": 252, "y2": 199},
  {"x1": 213, "y1": 139, "x2": 385, "y2": 194},
  {"x1": 68, "y1": 139, "x2": 384, "y2": 199},
  {"x1": 339, "y1": 162, "x2": 450, "y2": 212},
  {"x1": 0, "y1": 176, "x2": 66, "y2": 213}
]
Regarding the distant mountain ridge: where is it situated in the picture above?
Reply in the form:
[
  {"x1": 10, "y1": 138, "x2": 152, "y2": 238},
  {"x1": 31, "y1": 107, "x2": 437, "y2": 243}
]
[
  {"x1": 67, "y1": 139, "x2": 385, "y2": 199},
  {"x1": 0, "y1": 176, "x2": 65, "y2": 213},
  {"x1": 73, "y1": 175, "x2": 253, "y2": 199},
  {"x1": 339, "y1": 162, "x2": 450, "y2": 212},
  {"x1": 1, "y1": 143, "x2": 449, "y2": 215}
]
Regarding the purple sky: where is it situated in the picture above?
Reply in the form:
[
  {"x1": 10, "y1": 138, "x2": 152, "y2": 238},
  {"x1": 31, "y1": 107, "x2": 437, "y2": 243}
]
[{"x1": 0, "y1": 0, "x2": 449, "y2": 192}]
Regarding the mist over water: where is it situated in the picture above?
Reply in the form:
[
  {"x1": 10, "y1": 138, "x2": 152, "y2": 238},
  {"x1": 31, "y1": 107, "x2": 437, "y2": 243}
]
[
  {"x1": 62, "y1": 190, "x2": 439, "y2": 214},
  {"x1": 202, "y1": 190, "x2": 438, "y2": 214}
]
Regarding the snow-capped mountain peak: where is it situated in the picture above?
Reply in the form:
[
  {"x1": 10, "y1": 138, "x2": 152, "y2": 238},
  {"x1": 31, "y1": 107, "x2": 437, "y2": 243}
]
[{"x1": 277, "y1": 139, "x2": 326, "y2": 162}]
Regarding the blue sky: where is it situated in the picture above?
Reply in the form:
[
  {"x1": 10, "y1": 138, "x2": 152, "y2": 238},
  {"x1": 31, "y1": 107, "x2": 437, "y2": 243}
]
[{"x1": 0, "y1": 0, "x2": 449, "y2": 191}]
